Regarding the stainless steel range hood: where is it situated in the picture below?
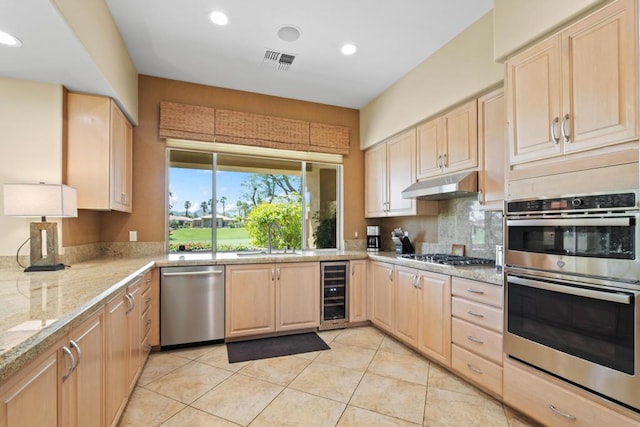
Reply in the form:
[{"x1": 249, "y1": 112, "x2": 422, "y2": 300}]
[{"x1": 401, "y1": 171, "x2": 478, "y2": 200}]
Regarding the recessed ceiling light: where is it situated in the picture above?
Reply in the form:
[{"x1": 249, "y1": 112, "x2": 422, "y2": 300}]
[
  {"x1": 209, "y1": 11, "x2": 228, "y2": 26},
  {"x1": 0, "y1": 30, "x2": 22, "y2": 47},
  {"x1": 341, "y1": 43, "x2": 357, "y2": 56},
  {"x1": 277, "y1": 25, "x2": 301, "y2": 42}
]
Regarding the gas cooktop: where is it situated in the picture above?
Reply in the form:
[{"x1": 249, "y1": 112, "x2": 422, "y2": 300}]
[{"x1": 398, "y1": 253, "x2": 495, "y2": 266}]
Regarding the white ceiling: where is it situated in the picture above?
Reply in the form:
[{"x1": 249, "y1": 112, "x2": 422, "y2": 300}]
[{"x1": 0, "y1": 0, "x2": 493, "y2": 110}]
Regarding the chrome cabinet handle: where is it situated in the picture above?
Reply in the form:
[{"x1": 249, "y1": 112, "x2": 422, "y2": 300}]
[
  {"x1": 145, "y1": 297, "x2": 152, "y2": 304},
  {"x1": 467, "y1": 363, "x2": 483, "y2": 375},
  {"x1": 467, "y1": 335, "x2": 484, "y2": 344},
  {"x1": 548, "y1": 404, "x2": 576, "y2": 421},
  {"x1": 467, "y1": 310, "x2": 484, "y2": 318},
  {"x1": 276, "y1": 268, "x2": 281, "y2": 281},
  {"x1": 69, "y1": 340, "x2": 81, "y2": 371},
  {"x1": 467, "y1": 289, "x2": 484, "y2": 295},
  {"x1": 271, "y1": 268, "x2": 275, "y2": 281},
  {"x1": 62, "y1": 346, "x2": 75, "y2": 382},
  {"x1": 443, "y1": 153, "x2": 447, "y2": 168},
  {"x1": 129, "y1": 292, "x2": 135, "y2": 311},
  {"x1": 144, "y1": 344, "x2": 152, "y2": 353},
  {"x1": 551, "y1": 116, "x2": 560, "y2": 144},
  {"x1": 437, "y1": 155, "x2": 442, "y2": 168},
  {"x1": 561, "y1": 114, "x2": 570, "y2": 143},
  {"x1": 146, "y1": 319, "x2": 152, "y2": 327},
  {"x1": 125, "y1": 293, "x2": 134, "y2": 313},
  {"x1": 388, "y1": 269, "x2": 393, "y2": 281}
]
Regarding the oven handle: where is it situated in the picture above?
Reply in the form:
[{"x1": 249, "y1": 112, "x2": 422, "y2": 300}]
[
  {"x1": 506, "y1": 217, "x2": 632, "y2": 227},
  {"x1": 508, "y1": 275, "x2": 633, "y2": 304}
]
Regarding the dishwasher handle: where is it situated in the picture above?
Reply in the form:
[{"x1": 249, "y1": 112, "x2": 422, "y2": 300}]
[{"x1": 162, "y1": 270, "x2": 223, "y2": 277}]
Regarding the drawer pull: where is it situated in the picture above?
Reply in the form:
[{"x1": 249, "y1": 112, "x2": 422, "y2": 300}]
[
  {"x1": 548, "y1": 404, "x2": 576, "y2": 421},
  {"x1": 467, "y1": 289, "x2": 485, "y2": 295},
  {"x1": 145, "y1": 297, "x2": 152, "y2": 304},
  {"x1": 144, "y1": 344, "x2": 152, "y2": 353},
  {"x1": 466, "y1": 364, "x2": 483, "y2": 375},
  {"x1": 145, "y1": 319, "x2": 152, "y2": 327},
  {"x1": 467, "y1": 335, "x2": 484, "y2": 344},
  {"x1": 61, "y1": 346, "x2": 75, "y2": 382},
  {"x1": 467, "y1": 310, "x2": 484, "y2": 318}
]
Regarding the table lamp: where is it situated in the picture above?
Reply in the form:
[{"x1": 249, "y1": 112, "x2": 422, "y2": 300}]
[{"x1": 3, "y1": 183, "x2": 78, "y2": 272}]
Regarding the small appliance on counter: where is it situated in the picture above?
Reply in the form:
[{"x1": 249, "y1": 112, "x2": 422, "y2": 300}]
[
  {"x1": 366, "y1": 225, "x2": 381, "y2": 252},
  {"x1": 392, "y1": 228, "x2": 415, "y2": 254}
]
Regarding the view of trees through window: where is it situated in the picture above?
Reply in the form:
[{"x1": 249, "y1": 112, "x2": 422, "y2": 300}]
[{"x1": 168, "y1": 150, "x2": 339, "y2": 253}]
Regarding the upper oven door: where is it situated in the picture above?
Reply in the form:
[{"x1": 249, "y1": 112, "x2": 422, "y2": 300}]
[{"x1": 505, "y1": 214, "x2": 639, "y2": 281}]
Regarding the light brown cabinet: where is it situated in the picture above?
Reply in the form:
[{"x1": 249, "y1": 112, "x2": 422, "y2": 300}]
[
  {"x1": 225, "y1": 262, "x2": 320, "y2": 339},
  {"x1": 67, "y1": 93, "x2": 133, "y2": 212},
  {"x1": 0, "y1": 310, "x2": 105, "y2": 427},
  {"x1": 451, "y1": 277, "x2": 503, "y2": 397},
  {"x1": 369, "y1": 261, "x2": 394, "y2": 333},
  {"x1": 365, "y1": 130, "x2": 437, "y2": 218},
  {"x1": 348, "y1": 260, "x2": 368, "y2": 323},
  {"x1": 416, "y1": 100, "x2": 478, "y2": 179},
  {"x1": 416, "y1": 270, "x2": 451, "y2": 367},
  {"x1": 105, "y1": 274, "x2": 147, "y2": 427},
  {"x1": 506, "y1": 0, "x2": 637, "y2": 171},
  {"x1": 477, "y1": 88, "x2": 506, "y2": 210},
  {"x1": 394, "y1": 266, "x2": 420, "y2": 347}
]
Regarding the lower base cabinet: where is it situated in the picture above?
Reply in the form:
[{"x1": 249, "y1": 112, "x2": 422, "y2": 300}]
[{"x1": 504, "y1": 358, "x2": 639, "y2": 427}]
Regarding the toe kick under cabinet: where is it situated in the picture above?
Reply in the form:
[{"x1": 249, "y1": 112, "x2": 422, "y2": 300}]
[{"x1": 450, "y1": 277, "x2": 504, "y2": 398}]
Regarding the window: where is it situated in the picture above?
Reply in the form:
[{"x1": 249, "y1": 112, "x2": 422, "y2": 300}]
[{"x1": 168, "y1": 149, "x2": 341, "y2": 253}]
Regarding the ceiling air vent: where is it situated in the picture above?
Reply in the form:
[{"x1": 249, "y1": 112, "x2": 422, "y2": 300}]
[{"x1": 263, "y1": 49, "x2": 295, "y2": 71}]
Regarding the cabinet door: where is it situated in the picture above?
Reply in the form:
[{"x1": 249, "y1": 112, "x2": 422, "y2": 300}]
[
  {"x1": 393, "y1": 266, "x2": 419, "y2": 347},
  {"x1": 417, "y1": 271, "x2": 451, "y2": 367},
  {"x1": 105, "y1": 291, "x2": 129, "y2": 427},
  {"x1": 0, "y1": 340, "x2": 60, "y2": 427},
  {"x1": 387, "y1": 129, "x2": 416, "y2": 215},
  {"x1": 561, "y1": 0, "x2": 637, "y2": 153},
  {"x1": 364, "y1": 143, "x2": 388, "y2": 218},
  {"x1": 348, "y1": 260, "x2": 368, "y2": 323},
  {"x1": 62, "y1": 310, "x2": 105, "y2": 427},
  {"x1": 506, "y1": 35, "x2": 563, "y2": 164},
  {"x1": 443, "y1": 99, "x2": 478, "y2": 173},
  {"x1": 370, "y1": 262, "x2": 394, "y2": 333},
  {"x1": 110, "y1": 101, "x2": 133, "y2": 213},
  {"x1": 416, "y1": 118, "x2": 444, "y2": 179},
  {"x1": 478, "y1": 89, "x2": 506, "y2": 210},
  {"x1": 277, "y1": 262, "x2": 320, "y2": 331},
  {"x1": 225, "y1": 264, "x2": 276, "y2": 338},
  {"x1": 127, "y1": 280, "x2": 143, "y2": 392}
]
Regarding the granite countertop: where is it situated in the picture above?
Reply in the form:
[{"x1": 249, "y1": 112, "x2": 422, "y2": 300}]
[{"x1": 0, "y1": 249, "x2": 501, "y2": 383}]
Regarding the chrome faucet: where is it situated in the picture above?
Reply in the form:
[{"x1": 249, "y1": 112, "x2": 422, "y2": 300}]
[{"x1": 267, "y1": 221, "x2": 281, "y2": 254}]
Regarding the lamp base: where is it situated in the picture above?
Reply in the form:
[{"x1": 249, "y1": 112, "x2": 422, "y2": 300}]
[{"x1": 24, "y1": 263, "x2": 66, "y2": 272}]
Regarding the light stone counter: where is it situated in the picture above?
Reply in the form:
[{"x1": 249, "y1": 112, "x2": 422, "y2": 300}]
[{"x1": 0, "y1": 249, "x2": 500, "y2": 384}]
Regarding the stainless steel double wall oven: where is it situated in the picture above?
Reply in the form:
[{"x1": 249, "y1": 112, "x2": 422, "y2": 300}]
[{"x1": 504, "y1": 191, "x2": 640, "y2": 411}]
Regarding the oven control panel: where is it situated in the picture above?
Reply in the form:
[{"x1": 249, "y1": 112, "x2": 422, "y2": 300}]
[{"x1": 507, "y1": 192, "x2": 637, "y2": 214}]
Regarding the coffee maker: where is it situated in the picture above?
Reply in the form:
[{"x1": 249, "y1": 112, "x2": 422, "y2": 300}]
[{"x1": 366, "y1": 225, "x2": 381, "y2": 252}]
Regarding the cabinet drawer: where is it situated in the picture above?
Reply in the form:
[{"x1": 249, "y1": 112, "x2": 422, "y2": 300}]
[
  {"x1": 141, "y1": 307, "x2": 152, "y2": 337},
  {"x1": 452, "y1": 297, "x2": 502, "y2": 332},
  {"x1": 141, "y1": 286, "x2": 152, "y2": 313},
  {"x1": 452, "y1": 277, "x2": 502, "y2": 307},
  {"x1": 141, "y1": 271, "x2": 153, "y2": 293},
  {"x1": 451, "y1": 318, "x2": 502, "y2": 364},
  {"x1": 504, "y1": 359, "x2": 638, "y2": 427},
  {"x1": 452, "y1": 344, "x2": 502, "y2": 397}
]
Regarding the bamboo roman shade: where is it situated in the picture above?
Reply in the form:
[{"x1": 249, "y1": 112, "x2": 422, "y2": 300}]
[{"x1": 159, "y1": 101, "x2": 349, "y2": 155}]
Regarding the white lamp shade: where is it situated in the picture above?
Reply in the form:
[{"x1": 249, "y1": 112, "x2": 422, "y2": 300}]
[{"x1": 3, "y1": 183, "x2": 78, "y2": 218}]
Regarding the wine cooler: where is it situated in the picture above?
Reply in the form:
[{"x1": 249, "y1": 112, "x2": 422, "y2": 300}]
[{"x1": 319, "y1": 261, "x2": 349, "y2": 330}]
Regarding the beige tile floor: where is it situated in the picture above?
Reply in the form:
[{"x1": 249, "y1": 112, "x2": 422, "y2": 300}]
[{"x1": 119, "y1": 326, "x2": 540, "y2": 427}]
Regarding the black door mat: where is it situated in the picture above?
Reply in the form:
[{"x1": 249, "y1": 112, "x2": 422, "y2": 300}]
[{"x1": 227, "y1": 332, "x2": 330, "y2": 363}]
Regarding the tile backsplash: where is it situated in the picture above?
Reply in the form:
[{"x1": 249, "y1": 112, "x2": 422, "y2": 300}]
[{"x1": 369, "y1": 195, "x2": 503, "y2": 259}]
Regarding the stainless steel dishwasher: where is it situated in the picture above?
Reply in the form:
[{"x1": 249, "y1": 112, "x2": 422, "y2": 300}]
[{"x1": 160, "y1": 265, "x2": 225, "y2": 348}]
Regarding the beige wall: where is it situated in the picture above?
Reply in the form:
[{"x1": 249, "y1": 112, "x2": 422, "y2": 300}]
[
  {"x1": 359, "y1": 12, "x2": 503, "y2": 150},
  {"x1": 53, "y1": 0, "x2": 139, "y2": 124},
  {"x1": 95, "y1": 75, "x2": 365, "y2": 246},
  {"x1": 0, "y1": 78, "x2": 64, "y2": 256},
  {"x1": 493, "y1": 0, "x2": 607, "y2": 61}
]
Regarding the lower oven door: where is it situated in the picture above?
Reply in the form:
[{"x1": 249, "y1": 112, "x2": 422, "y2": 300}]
[{"x1": 505, "y1": 270, "x2": 640, "y2": 410}]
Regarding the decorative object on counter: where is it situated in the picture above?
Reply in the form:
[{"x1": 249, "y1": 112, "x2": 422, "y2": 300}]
[
  {"x1": 226, "y1": 332, "x2": 329, "y2": 363},
  {"x1": 451, "y1": 244, "x2": 465, "y2": 256},
  {"x1": 366, "y1": 225, "x2": 381, "y2": 252},
  {"x1": 3, "y1": 183, "x2": 78, "y2": 271}
]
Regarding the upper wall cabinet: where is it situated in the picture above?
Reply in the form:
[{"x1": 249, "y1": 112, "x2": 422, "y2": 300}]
[
  {"x1": 365, "y1": 130, "x2": 437, "y2": 218},
  {"x1": 478, "y1": 88, "x2": 506, "y2": 210},
  {"x1": 67, "y1": 93, "x2": 133, "y2": 212},
  {"x1": 506, "y1": 0, "x2": 637, "y2": 170},
  {"x1": 417, "y1": 100, "x2": 478, "y2": 180}
]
